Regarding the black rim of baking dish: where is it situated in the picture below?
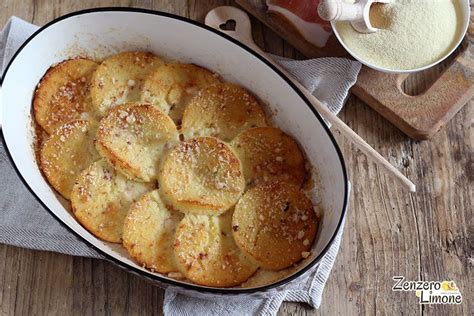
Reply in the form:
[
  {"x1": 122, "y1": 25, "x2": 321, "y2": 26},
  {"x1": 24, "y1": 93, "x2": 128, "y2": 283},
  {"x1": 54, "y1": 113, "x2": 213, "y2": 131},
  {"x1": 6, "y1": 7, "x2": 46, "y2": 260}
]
[{"x1": 0, "y1": 7, "x2": 349, "y2": 294}]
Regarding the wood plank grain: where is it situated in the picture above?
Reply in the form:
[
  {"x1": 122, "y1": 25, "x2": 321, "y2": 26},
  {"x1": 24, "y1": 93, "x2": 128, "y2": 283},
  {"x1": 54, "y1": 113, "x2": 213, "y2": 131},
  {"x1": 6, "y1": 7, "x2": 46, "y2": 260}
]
[
  {"x1": 0, "y1": 0, "x2": 472, "y2": 315},
  {"x1": 0, "y1": 246, "x2": 73, "y2": 316}
]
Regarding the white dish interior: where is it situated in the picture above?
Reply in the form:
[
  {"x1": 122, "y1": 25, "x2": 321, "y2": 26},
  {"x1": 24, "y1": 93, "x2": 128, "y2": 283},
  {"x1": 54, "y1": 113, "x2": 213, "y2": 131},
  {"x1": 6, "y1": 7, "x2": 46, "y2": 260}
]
[{"x1": 1, "y1": 9, "x2": 348, "y2": 294}]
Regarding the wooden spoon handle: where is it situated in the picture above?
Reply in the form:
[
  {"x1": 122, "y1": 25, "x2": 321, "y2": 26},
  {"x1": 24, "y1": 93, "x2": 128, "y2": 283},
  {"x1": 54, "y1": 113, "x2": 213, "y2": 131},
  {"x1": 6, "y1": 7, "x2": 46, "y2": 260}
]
[{"x1": 205, "y1": 6, "x2": 416, "y2": 192}]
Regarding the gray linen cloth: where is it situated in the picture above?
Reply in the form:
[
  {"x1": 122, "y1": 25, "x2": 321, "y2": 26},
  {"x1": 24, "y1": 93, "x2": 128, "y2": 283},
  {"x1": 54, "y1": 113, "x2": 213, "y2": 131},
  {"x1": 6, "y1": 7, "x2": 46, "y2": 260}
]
[{"x1": 0, "y1": 16, "x2": 360, "y2": 315}]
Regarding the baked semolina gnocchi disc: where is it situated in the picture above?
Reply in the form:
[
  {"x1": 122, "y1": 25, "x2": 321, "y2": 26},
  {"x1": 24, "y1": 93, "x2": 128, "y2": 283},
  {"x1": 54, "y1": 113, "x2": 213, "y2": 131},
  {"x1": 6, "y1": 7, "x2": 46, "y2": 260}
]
[
  {"x1": 90, "y1": 51, "x2": 163, "y2": 116},
  {"x1": 40, "y1": 119, "x2": 100, "y2": 199},
  {"x1": 123, "y1": 190, "x2": 183, "y2": 273},
  {"x1": 159, "y1": 136, "x2": 245, "y2": 216},
  {"x1": 174, "y1": 211, "x2": 259, "y2": 287},
  {"x1": 232, "y1": 182, "x2": 318, "y2": 270},
  {"x1": 181, "y1": 83, "x2": 267, "y2": 142},
  {"x1": 71, "y1": 159, "x2": 154, "y2": 243},
  {"x1": 33, "y1": 58, "x2": 99, "y2": 134},
  {"x1": 95, "y1": 103, "x2": 179, "y2": 182},
  {"x1": 141, "y1": 63, "x2": 220, "y2": 123},
  {"x1": 230, "y1": 127, "x2": 306, "y2": 187}
]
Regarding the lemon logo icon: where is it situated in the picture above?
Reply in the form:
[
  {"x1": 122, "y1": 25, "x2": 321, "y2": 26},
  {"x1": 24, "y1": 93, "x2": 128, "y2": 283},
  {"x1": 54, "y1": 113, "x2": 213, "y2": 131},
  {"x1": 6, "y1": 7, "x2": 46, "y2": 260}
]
[{"x1": 441, "y1": 281, "x2": 457, "y2": 292}]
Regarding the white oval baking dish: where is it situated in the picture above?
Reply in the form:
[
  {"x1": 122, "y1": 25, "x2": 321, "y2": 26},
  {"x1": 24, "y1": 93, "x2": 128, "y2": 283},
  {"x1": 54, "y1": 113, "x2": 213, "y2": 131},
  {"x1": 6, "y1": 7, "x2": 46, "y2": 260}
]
[{"x1": 0, "y1": 8, "x2": 349, "y2": 297}]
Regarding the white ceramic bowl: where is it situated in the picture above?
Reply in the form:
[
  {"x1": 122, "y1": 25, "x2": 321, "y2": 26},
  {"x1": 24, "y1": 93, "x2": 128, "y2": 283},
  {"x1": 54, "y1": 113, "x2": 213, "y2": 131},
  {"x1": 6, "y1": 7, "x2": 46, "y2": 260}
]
[
  {"x1": 331, "y1": 0, "x2": 471, "y2": 73},
  {"x1": 0, "y1": 8, "x2": 349, "y2": 297}
]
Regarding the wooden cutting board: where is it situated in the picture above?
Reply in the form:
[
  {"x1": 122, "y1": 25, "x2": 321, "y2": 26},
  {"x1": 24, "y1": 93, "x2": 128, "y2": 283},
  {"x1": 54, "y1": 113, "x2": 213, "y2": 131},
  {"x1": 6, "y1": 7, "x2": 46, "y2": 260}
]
[{"x1": 236, "y1": 0, "x2": 474, "y2": 139}]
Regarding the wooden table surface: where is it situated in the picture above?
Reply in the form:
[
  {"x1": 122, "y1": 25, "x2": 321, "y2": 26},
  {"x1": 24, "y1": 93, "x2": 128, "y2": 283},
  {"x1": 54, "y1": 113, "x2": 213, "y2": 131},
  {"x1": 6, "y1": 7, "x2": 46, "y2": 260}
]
[{"x1": 0, "y1": 1, "x2": 472, "y2": 315}]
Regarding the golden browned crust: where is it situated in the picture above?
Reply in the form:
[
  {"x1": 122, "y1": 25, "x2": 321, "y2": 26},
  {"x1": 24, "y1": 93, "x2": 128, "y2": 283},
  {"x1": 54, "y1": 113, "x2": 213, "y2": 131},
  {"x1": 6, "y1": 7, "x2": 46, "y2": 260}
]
[
  {"x1": 159, "y1": 137, "x2": 245, "y2": 215},
  {"x1": 232, "y1": 182, "x2": 318, "y2": 270},
  {"x1": 181, "y1": 83, "x2": 267, "y2": 142},
  {"x1": 174, "y1": 211, "x2": 259, "y2": 287},
  {"x1": 230, "y1": 127, "x2": 306, "y2": 187},
  {"x1": 123, "y1": 190, "x2": 183, "y2": 273},
  {"x1": 141, "y1": 62, "x2": 221, "y2": 123},
  {"x1": 71, "y1": 159, "x2": 155, "y2": 243},
  {"x1": 39, "y1": 119, "x2": 100, "y2": 199},
  {"x1": 90, "y1": 51, "x2": 163, "y2": 116},
  {"x1": 95, "y1": 103, "x2": 179, "y2": 182},
  {"x1": 33, "y1": 58, "x2": 99, "y2": 134}
]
